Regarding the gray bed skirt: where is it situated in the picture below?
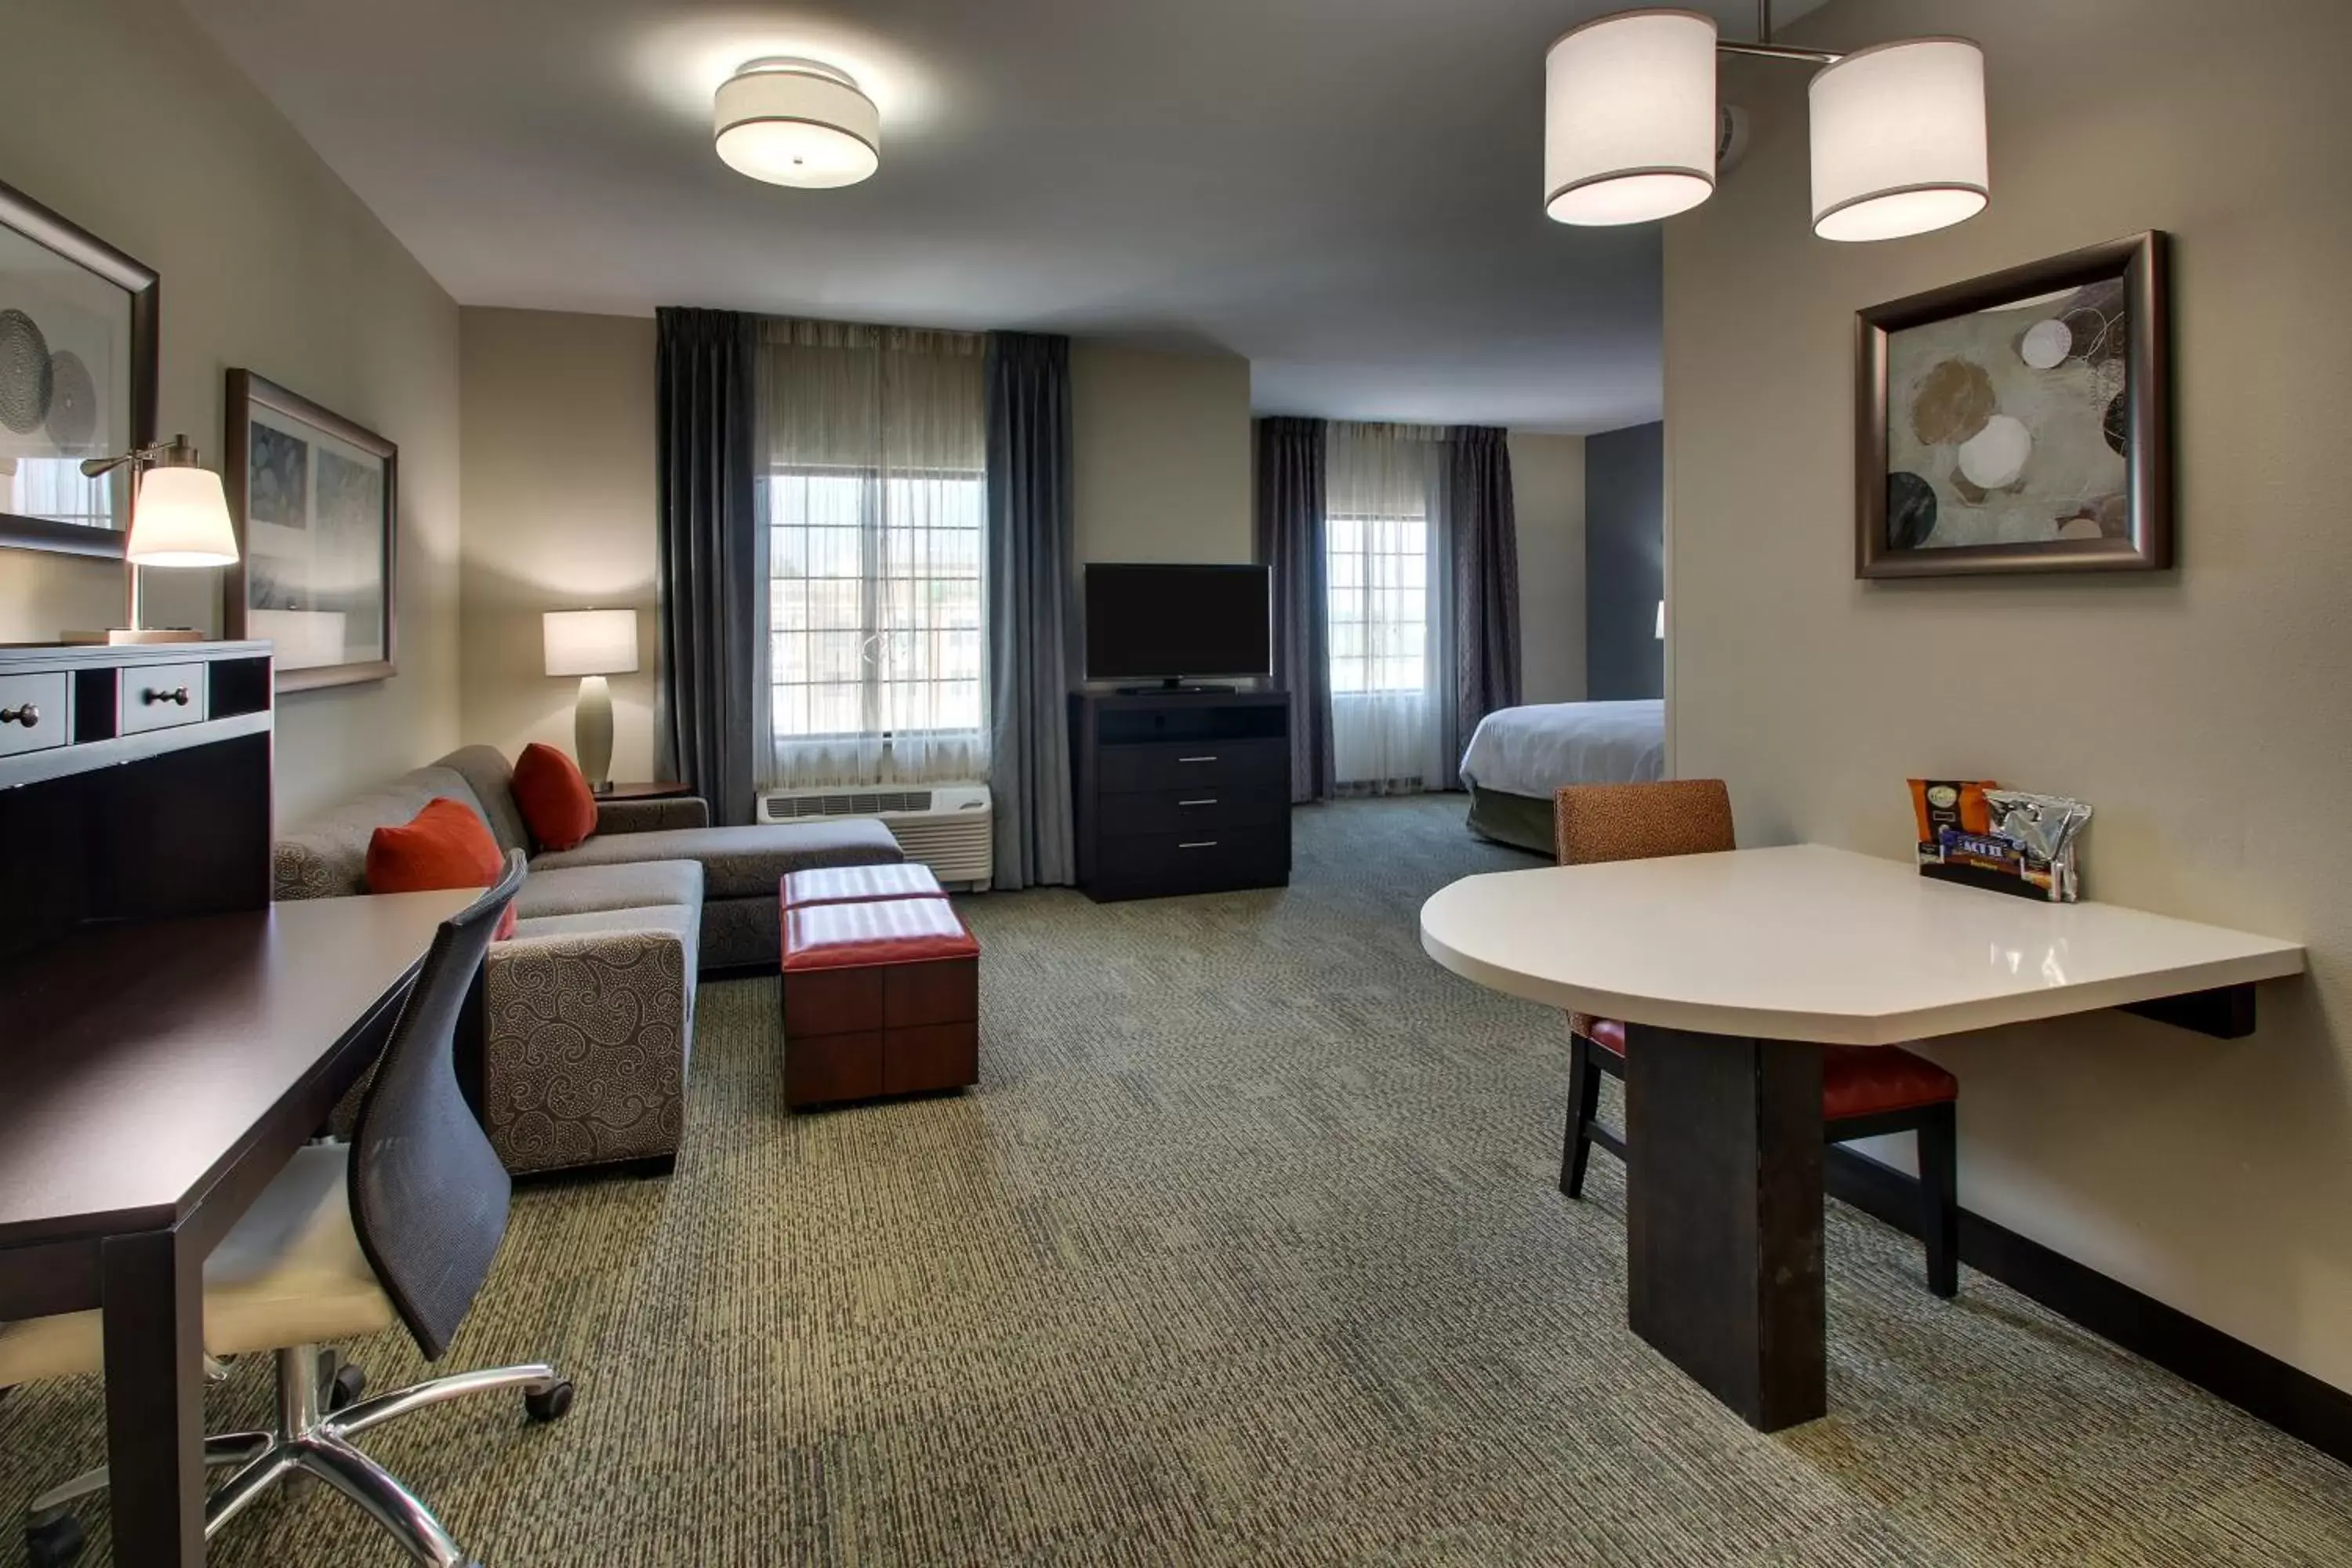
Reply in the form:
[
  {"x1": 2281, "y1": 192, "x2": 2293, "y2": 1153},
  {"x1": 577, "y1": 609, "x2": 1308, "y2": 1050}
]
[{"x1": 1465, "y1": 786, "x2": 1555, "y2": 858}]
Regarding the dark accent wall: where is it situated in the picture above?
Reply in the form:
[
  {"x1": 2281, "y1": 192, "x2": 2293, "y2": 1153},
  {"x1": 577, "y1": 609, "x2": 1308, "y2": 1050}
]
[{"x1": 1584, "y1": 421, "x2": 1664, "y2": 700}]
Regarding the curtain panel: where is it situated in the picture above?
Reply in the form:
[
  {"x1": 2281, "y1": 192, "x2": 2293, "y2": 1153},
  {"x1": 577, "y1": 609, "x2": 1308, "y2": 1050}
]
[
  {"x1": 755, "y1": 319, "x2": 989, "y2": 789},
  {"x1": 653, "y1": 307, "x2": 760, "y2": 826},
  {"x1": 984, "y1": 332, "x2": 1078, "y2": 889},
  {"x1": 1253, "y1": 416, "x2": 1333, "y2": 804},
  {"x1": 1325, "y1": 422, "x2": 1453, "y2": 795},
  {"x1": 1444, "y1": 425, "x2": 1521, "y2": 782}
]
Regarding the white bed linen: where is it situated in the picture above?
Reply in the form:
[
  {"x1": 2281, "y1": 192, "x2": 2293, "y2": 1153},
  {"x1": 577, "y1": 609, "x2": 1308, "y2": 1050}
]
[{"x1": 1457, "y1": 699, "x2": 1665, "y2": 797}]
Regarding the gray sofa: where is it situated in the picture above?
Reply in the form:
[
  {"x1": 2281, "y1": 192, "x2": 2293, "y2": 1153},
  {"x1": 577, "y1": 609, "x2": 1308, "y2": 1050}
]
[{"x1": 273, "y1": 745, "x2": 902, "y2": 1175}]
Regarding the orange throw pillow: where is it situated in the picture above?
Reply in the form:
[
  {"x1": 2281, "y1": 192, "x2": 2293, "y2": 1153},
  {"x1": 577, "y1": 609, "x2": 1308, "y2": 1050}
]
[
  {"x1": 512, "y1": 742, "x2": 598, "y2": 852},
  {"x1": 366, "y1": 797, "x2": 517, "y2": 938}
]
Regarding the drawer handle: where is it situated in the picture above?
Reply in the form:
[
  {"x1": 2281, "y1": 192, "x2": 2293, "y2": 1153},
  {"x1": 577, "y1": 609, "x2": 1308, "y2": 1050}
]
[
  {"x1": 1178, "y1": 840, "x2": 1219, "y2": 850},
  {"x1": 1178, "y1": 755, "x2": 1218, "y2": 763},
  {"x1": 1178, "y1": 798, "x2": 1218, "y2": 807},
  {"x1": 0, "y1": 703, "x2": 38, "y2": 728},
  {"x1": 144, "y1": 685, "x2": 192, "y2": 707}
]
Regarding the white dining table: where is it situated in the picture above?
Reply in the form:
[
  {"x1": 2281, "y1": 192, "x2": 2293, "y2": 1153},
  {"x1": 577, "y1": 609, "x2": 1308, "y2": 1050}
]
[{"x1": 1420, "y1": 843, "x2": 2304, "y2": 1431}]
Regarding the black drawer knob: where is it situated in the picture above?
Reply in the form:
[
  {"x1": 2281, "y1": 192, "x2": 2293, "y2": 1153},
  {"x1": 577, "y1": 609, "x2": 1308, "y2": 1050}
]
[
  {"x1": 0, "y1": 703, "x2": 38, "y2": 728},
  {"x1": 144, "y1": 685, "x2": 191, "y2": 706}
]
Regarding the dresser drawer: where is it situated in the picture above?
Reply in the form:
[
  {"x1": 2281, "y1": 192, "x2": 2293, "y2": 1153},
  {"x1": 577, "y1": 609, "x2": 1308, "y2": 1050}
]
[
  {"x1": 0, "y1": 672, "x2": 69, "y2": 758},
  {"x1": 1095, "y1": 784, "x2": 1288, "y2": 836},
  {"x1": 1092, "y1": 826, "x2": 1290, "y2": 901},
  {"x1": 1096, "y1": 739, "x2": 1287, "y2": 796},
  {"x1": 118, "y1": 662, "x2": 209, "y2": 734}
]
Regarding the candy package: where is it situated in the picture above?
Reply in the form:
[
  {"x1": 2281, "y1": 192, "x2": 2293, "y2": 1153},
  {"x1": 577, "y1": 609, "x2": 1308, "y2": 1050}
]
[{"x1": 1911, "y1": 779, "x2": 2092, "y2": 902}]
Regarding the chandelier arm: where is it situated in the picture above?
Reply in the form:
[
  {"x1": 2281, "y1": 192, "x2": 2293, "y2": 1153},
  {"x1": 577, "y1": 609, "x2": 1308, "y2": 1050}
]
[{"x1": 1716, "y1": 40, "x2": 1844, "y2": 65}]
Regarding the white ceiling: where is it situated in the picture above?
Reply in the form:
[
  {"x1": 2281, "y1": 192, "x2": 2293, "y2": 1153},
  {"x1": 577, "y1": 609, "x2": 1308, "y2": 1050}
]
[{"x1": 181, "y1": 0, "x2": 1826, "y2": 433}]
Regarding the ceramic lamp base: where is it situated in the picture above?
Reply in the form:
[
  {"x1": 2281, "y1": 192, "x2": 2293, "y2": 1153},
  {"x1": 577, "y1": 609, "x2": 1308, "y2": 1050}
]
[{"x1": 574, "y1": 674, "x2": 615, "y2": 790}]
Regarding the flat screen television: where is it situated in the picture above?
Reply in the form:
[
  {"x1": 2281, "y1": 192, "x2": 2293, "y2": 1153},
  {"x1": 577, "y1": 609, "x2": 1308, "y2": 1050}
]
[{"x1": 1083, "y1": 563, "x2": 1272, "y2": 688}]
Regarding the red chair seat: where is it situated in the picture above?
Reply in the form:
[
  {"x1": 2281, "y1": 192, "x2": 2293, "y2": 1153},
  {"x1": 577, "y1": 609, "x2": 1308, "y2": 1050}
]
[{"x1": 1579, "y1": 1018, "x2": 1957, "y2": 1121}]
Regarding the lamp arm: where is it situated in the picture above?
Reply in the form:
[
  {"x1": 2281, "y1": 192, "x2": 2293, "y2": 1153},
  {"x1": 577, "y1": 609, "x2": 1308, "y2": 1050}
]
[{"x1": 79, "y1": 434, "x2": 203, "y2": 481}]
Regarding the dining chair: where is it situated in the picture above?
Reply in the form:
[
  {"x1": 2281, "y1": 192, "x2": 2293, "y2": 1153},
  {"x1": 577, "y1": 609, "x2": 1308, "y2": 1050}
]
[
  {"x1": 1552, "y1": 780, "x2": 1961, "y2": 1298},
  {"x1": 2, "y1": 852, "x2": 576, "y2": 1567}
]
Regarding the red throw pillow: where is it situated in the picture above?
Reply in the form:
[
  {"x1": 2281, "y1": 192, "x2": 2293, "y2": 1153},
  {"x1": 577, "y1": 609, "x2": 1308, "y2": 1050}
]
[
  {"x1": 366, "y1": 797, "x2": 517, "y2": 938},
  {"x1": 512, "y1": 742, "x2": 598, "y2": 852}
]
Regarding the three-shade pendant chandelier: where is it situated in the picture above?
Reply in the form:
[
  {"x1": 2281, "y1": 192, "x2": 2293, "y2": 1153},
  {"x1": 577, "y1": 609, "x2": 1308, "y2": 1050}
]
[{"x1": 1544, "y1": 1, "x2": 1988, "y2": 241}]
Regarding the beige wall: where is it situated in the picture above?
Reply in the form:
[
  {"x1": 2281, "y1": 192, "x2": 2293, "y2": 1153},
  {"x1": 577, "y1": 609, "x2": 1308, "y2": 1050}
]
[
  {"x1": 1508, "y1": 433, "x2": 1587, "y2": 705},
  {"x1": 0, "y1": 0, "x2": 462, "y2": 825},
  {"x1": 459, "y1": 309, "x2": 659, "y2": 782},
  {"x1": 1073, "y1": 344, "x2": 1253, "y2": 563},
  {"x1": 1666, "y1": 0, "x2": 2352, "y2": 1388}
]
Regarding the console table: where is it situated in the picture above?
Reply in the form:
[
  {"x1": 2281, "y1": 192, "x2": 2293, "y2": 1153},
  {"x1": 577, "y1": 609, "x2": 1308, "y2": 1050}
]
[{"x1": 1070, "y1": 689, "x2": 1290, "y2": 901}]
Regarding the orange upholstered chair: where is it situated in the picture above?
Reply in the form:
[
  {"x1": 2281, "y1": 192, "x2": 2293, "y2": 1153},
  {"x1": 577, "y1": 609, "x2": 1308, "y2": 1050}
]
[{"x1": 1554, "y1": 779, "x2": 1960, "y2": 1298}]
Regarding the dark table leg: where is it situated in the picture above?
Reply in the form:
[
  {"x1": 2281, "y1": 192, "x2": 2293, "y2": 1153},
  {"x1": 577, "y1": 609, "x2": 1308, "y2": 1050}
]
[
  {"x1": 101, "y1": 1228, "x2": 206, "y2": 1564},
  {"x1": 1624, "y1": 1023, "x2": 1827, "y2": 1432}
]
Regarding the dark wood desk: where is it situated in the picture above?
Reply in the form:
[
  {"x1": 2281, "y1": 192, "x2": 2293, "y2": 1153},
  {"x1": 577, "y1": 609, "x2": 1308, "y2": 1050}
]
[{"x1": 0, "y1": 890, "x2": 470, "y2": 1566}]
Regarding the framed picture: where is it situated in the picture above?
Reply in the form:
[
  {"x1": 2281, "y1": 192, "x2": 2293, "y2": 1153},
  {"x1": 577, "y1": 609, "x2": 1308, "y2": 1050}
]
[
  {"x1": 0, "y1": 176, "x2": 158, "y2": 558},
  {"x1": 1857, "y1": 231, "x2": 2170, "y2": 579},
  {"x1": 222, "y1": 370, "x2": 398, "y2": 691}
]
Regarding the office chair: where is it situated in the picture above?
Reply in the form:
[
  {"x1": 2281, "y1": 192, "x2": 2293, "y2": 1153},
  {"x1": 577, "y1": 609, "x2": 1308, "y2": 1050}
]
[
  {"x1": 2, "y1": 851, "x2": 575, "y2": 1567},
  {"x1": 1552, "y1": 781, "x2": 1962, "y2": 1298}
]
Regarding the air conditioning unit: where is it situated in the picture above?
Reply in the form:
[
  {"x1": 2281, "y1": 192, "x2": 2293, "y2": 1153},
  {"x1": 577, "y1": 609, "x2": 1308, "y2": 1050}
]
[{"x1": 757, "y1": 782, "x2": 994, "y2": 891}]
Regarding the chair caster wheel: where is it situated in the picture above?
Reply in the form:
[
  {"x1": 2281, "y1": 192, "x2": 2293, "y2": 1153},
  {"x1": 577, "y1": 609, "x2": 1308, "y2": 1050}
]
[
  {"x1": 25, "y1": 1511, "x2": 86, "y2": 1568},
  {"x1": 328, "y1": 1361, "x2": 367, "y2": 1410},
  {"x1": 524, "y1": 1379, "x2": 575, "y2": 1423}
]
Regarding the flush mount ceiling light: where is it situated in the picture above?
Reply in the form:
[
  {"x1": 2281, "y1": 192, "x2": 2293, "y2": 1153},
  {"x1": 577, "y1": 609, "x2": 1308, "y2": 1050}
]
[
  {"x1": 1544, "y1": 2, "x2": 1987, "y2": 241},
  {"x1": 713, "y1": 56, "x2": 880, "y2": 188}
]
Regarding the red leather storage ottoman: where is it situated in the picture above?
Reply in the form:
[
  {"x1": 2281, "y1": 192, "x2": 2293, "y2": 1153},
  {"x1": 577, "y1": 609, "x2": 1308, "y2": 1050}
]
[
  {"x1": 782, "y1": 862, "x2": 946, "y2": 909},
  {"x1": 781, "y1": 895, "x2": 979, "y2": 1109}
]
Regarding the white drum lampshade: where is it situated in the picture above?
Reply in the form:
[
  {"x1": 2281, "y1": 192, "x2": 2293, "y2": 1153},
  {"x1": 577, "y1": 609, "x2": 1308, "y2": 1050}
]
[
  {"x1": 1809, "y1": 38, "x2": 1988, "y2": 242},
  {"x1": 126, "y1": 465, "x2": 238, "y2": 568},
  {"x1": 544, "y1": 608, "x2": 639, "y2": 791},
  {"x1": 1544, "y1": 10, "x2": 1719, "y2": 227},
  {"x1": 713, "y1": 57, "x2": 880, "y2": 189}
]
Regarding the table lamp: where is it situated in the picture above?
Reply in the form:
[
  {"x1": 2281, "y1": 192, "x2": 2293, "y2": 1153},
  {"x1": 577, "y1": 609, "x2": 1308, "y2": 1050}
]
[
  {"x1": 74, "y1": 434, "x2": 241, "y2": 644},
  {"x1": 543, "y1": 608, "x2": 638, "y2": 792}
]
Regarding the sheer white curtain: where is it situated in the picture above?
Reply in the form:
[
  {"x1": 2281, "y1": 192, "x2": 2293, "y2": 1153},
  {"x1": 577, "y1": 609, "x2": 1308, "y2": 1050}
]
[
  {"x1": 756, "y1": 320, "x2": 989, "y2": 789},
  {"x1": 1325, "y1": 422, "x2": 1451, "y2": 794}
]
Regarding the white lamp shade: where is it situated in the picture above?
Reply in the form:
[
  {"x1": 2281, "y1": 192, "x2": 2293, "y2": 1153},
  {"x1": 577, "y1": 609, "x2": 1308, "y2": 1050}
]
[
  {"x1": 1545, "y1": 10, "x2": 1719, "y2": 227},
  {"x1": 543, "y1": 608, "x2": 640, "y2": 677},
  {"x1": 1809, "y1": 38, "x2": 1988, "y2": 242},
  {"x1": 713, "y1": 59, "x2": 880, "y2": 188},
  {"x1": 126, "y1": 465, "x2": 238, "y2": 568}
]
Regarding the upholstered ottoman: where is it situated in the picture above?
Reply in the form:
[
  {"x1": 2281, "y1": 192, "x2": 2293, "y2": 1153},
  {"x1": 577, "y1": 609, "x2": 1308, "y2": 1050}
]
[
  {"x1": 781, "y1": 896, "x2": 979, "y2": 1109},
  {"x1": 782, "y1": 861, "x2": 945, "y2": 909}
]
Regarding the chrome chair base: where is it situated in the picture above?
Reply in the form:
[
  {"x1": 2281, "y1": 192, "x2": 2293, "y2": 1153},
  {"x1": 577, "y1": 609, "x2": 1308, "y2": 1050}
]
[{"x1": 24, "y1": 1344, "x2": 572, "y2": 1568}]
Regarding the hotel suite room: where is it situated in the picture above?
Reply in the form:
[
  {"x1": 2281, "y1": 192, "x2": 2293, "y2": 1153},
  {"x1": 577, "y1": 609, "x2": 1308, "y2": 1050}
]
[{"x1": 1, "y1": 1, "x2": 2348, "y2": 1564}]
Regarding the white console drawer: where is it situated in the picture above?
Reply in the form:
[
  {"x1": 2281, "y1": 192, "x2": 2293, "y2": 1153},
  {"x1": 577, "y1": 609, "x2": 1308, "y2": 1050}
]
[
  {"x1": 119, "y1": 662, "x2": 209, "y2": 734},
  {"x1": 0, "y1": 671, "x2": 69, "y2": 757}
]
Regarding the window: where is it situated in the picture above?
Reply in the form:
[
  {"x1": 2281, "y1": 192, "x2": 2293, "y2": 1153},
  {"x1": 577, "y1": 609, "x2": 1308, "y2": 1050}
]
[
  {"x1": 767, "y1": 466, "x2": 985, "y2": 743},
  {"x1": 1327, "y1": 508, "x2": 1428, "y2": 695}
]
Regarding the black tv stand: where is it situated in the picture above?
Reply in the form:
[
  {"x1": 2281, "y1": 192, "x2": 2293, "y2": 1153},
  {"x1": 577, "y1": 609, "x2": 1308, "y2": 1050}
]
[
  {"x1": 1070, "y1": 689, "x2": 1290, "y2": 902},
  {"x1": 1115, "y1": 681, "x2": 1236, "y2": 695}
]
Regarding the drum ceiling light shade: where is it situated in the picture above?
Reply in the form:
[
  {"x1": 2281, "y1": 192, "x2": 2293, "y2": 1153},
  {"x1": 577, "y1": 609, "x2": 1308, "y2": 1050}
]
[
  {"x1": 1809, "y1": 38, "x2": 1988, "y2": 242},
  {"x1": 1544, "y1": 10, "x2": 1719, "y2": 227},
  {"x1": 713, "y1": 57, "x2": 880, "y2": 189}
]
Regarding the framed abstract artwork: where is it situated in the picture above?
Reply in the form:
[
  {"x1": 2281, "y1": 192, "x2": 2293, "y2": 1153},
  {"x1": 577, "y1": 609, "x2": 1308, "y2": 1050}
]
[
  {"x1": 0, "y1": 176, "x2": 158, "y2": 559},
  {"x1": 222, "y1": 370, "x2": 398, "y2": 691},
  {"x1": 1857, "y1": 231, "x2": 2171, "y2": 579}
]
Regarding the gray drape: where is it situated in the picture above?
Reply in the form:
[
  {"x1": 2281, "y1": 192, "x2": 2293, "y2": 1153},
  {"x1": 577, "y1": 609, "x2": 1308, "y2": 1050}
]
[
  {"x1": 1254, "y1": 416, "x2": 1334, "y2": 803},
  {"x1": 984, "y1": 332, "x2": 1077, "y2": 889},
  {"x1": 1443, "y1": 425, "x2": 1521, "y2": 783},
  {"x1": 653, "y1": 307, "x2": 760, "y2": 826}
]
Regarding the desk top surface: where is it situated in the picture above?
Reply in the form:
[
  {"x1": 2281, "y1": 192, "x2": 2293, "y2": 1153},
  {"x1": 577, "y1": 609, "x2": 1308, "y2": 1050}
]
[
  {"x1": 0, "y1": 890, "x2": 469, "y2": 1246},
  {"x1": 1419, "y1": 844, "x2": 2305, "y2": 1045}
]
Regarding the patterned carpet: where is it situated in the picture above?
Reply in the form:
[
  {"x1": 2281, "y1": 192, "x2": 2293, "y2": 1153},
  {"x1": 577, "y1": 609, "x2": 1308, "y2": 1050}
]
[{"x1": 4, "y1": 796, "x2": 2349, "y2": 1566}]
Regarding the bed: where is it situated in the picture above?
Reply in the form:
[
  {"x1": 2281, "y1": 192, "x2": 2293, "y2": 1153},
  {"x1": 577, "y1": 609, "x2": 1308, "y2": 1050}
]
[{"x1": 1457, "y1": 699, "x2": 1666, "y2": 853}]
